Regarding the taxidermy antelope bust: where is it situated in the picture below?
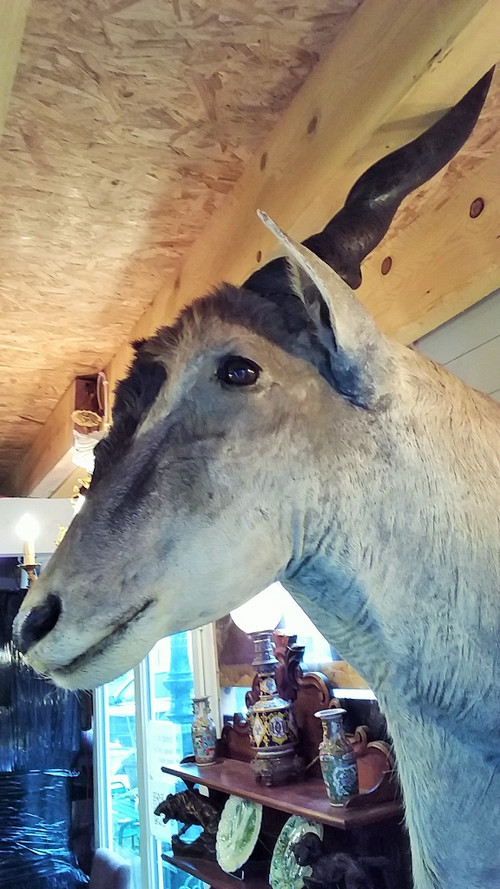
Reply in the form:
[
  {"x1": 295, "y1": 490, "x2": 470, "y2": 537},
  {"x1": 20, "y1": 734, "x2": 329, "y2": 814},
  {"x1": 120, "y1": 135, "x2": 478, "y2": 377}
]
[{"x1": 14, "y1": 72, "x2": 498, "y2": 889}]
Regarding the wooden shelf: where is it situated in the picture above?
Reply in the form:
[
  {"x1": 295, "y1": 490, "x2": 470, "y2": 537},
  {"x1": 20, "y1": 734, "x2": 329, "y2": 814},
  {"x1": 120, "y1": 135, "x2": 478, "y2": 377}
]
[
  {"x1": 161, "y1": 758, "x2": 401, "y2": 830},
  {"x1": 163, "y1": 853, "x2": 271, "y2": 888}
]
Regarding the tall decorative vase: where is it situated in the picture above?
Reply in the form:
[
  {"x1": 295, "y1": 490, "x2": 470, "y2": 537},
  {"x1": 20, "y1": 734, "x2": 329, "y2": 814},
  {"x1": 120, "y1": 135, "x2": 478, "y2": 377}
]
[
  {"x1": 246, "y1": 630, "x2": 300, "y2": 785},
  {"x1": 315, "y1": 708, "x2": 359, "y2": 806},
  {"x1": 191, "y1": 696, "x2": 217, "y2": 765}
]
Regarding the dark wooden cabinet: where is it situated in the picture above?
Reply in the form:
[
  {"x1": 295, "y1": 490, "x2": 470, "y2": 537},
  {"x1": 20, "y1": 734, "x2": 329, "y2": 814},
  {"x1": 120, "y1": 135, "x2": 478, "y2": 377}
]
[{"x1": 160, "y1": 758, "x2": 407, "y2": 889}]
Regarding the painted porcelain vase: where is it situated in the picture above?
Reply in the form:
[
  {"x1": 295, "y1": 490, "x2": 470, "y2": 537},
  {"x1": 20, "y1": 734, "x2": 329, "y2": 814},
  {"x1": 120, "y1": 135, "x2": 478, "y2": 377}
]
[
  {"x1": 315, "y1": 708, "x2": 359, "y2": 805},
  {"x1": 247, "y1": 631, "x2": 297, "y2": 755},
  {"x1": 191, "y1": 696, "x2": 217, "y2": 765}
]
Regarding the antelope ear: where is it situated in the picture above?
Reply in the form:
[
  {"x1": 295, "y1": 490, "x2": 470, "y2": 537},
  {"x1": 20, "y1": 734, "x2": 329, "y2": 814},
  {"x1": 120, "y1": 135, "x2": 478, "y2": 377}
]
[{"x1": 257, "y1": 210, "x2": 393, "y2": 408}]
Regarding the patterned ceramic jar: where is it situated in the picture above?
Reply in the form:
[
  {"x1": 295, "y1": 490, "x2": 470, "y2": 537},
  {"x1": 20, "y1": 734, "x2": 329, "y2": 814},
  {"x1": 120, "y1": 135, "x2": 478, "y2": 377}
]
[
  {"x1": 247, "y1": 631, "x2": 297, "y2": 755},
  {"x1": 315, "y1": 708, "x2": 358, "y2": 805},
  {"x1": 191, "y1": 696, "x2": 217, "y2": 765}
]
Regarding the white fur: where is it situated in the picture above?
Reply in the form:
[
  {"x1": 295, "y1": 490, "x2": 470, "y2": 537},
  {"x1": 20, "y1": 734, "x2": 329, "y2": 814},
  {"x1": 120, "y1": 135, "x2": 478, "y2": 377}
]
[{"x1": 14, "y1": 231, "x2": 500, "y2": 889}]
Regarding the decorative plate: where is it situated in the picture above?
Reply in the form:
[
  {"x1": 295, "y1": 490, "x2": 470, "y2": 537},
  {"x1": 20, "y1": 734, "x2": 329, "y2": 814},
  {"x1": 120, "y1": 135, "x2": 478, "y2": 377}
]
[
  {"x1": 216, "y1": 795, "x2": 263, "y2": 874},
  {"x1": 269, "y1": 815, "x2": 324, "y2": 889}
]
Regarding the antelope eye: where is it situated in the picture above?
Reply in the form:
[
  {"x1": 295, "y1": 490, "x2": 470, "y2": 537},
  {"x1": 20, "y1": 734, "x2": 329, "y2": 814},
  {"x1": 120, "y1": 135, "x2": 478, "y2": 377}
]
[{"x1": 217, "y1": 356, "x2": 261, "y2": 386}]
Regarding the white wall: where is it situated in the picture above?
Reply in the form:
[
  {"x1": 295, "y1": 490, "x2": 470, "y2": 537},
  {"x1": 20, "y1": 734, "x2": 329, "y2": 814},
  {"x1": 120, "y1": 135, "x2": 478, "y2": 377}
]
[{"x1": 416, "y1": 288, "x2": 500, "y2": 401}]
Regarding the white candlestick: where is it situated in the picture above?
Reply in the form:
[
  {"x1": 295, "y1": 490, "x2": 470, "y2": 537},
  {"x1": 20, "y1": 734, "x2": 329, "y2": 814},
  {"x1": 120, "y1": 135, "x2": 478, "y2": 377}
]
[{"x1": 24, "y1": 538, "x2": 36, "y2": 565}]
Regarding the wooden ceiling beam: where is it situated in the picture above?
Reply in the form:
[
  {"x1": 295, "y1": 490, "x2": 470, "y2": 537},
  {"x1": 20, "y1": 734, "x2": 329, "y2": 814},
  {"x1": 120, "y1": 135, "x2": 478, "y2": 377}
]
[
  {"x1": 0, "y1": 1, "x2": 30, "y2": 139},
  {"x1": 360, "y1": 149, "x2": 500, "y2": 343},
  {"x1": 17, "y1": 380, "x2": 76, "y2": 498},
  {"x1": 14, "y1": 0, "x2": 499, "y2": 495}
]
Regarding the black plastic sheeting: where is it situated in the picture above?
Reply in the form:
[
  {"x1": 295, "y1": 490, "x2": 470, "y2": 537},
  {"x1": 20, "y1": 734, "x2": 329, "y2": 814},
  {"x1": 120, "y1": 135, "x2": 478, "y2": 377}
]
[
  {"x1": 0, "y1": 771, "x2": 88, "y2": 888},
  {"x1": 0, "y1": 587, "x2": 89, "y2": 887},
  {"x1": 0, "y1": 590, "x2": 81, "y2": 772}
]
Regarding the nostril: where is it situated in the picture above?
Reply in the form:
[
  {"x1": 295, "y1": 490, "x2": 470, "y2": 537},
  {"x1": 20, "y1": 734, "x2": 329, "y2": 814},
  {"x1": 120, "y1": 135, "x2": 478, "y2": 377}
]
[{"x1": 15, "y1": 594, "x2": 62, "y2": 654}]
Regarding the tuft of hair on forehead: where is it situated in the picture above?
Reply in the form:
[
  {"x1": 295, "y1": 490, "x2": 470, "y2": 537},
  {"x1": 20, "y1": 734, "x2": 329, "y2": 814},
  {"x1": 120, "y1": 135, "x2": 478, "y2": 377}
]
[{"x1": 142, "y1": 282, "x2": 315, "y2": 362}]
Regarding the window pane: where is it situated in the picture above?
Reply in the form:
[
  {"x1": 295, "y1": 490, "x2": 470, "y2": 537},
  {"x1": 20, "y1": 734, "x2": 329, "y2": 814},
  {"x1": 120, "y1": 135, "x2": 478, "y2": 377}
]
[
  {"x1": 104, "y1": 669, "x2": 141, "y2": 887},
  {"x1": 149, "y1": 634, "x2": 194, "y2": 757},
  {"x1": 147, "y1": 634, "x2": 208, "y2": 889},
  {"x1": 100, "y1": 634, "x2": 209, "y2": 888}
]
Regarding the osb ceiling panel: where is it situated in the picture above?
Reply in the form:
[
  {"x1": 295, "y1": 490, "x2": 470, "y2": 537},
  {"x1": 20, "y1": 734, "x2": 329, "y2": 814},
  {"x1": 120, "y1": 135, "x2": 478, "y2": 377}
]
[{"x1": 0, "y1": 0, "x2": 363, "y2": 493}]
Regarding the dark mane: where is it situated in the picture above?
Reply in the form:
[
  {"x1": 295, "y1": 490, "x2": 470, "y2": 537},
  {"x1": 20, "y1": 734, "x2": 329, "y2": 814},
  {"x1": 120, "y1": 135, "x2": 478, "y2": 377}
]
[{"x1": 91, "y1": 349, "x2": 167, "y2": 486}]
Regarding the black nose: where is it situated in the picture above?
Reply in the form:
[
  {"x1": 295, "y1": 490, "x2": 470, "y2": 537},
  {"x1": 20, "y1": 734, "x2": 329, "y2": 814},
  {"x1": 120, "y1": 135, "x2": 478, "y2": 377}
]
[{"x1": 14, "y1": 594, "x2": 62, "y2": 654}]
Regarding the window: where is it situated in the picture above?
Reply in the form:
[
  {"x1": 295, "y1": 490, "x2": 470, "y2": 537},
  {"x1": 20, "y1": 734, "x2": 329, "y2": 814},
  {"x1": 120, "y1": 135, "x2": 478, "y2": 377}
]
[{"x1": 94, "y1": 632, "x2": 210, "y2": 889}]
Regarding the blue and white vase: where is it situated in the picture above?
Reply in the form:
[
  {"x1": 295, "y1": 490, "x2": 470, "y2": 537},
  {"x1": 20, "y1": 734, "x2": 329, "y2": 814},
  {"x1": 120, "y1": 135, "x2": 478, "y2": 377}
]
[{"x1": 315, "y1": 708, "x2": 358, "y2": 805}]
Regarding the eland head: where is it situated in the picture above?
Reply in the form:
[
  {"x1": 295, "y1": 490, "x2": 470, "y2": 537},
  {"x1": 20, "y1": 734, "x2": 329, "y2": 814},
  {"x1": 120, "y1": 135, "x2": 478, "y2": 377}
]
[{"x1": 13, "y1": 70, "x2": 499, "y2": 889}]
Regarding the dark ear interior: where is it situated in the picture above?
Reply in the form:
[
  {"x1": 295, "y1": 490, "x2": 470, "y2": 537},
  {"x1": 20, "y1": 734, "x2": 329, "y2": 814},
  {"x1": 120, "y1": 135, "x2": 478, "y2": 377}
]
[
  {"x1": 283, "y1": 256, "x2": 382, "y2": 409},
  {"x1": 257, "y1": 209, "x2": 400, "y2": 409},
  {"x1": 291, "y1": 264, "x2": 336, "y2": 338}
]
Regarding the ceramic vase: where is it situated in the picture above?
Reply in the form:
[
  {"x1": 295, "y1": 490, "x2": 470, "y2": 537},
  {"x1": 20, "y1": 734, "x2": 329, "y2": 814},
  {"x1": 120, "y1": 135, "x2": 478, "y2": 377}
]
[
  {"x1": 247, "y1": 631, "x2": 297, "y2": 756},
  {"x1": 315, "y1": 708, "x2": 359, "y2": 805},
  {"x1": 191, "y1": 696, "x2": 217, "y2": 765}
]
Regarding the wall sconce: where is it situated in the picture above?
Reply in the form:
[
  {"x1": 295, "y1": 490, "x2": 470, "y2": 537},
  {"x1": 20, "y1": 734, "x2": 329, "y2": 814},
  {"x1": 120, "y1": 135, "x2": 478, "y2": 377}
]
[
  {"x1": 71, "y1": 477, "x2": 91, "y2": 516},
  {"x1": 71, "y1": 371, "x2": 110, "y2": 474},
  {"x1": 71, "y1": 410, "x2": 106, "y2": 474}
]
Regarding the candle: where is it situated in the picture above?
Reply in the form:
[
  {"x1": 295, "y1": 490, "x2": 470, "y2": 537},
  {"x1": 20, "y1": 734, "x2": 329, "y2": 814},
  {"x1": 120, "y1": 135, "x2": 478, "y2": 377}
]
[
  {"x1": 24, "y1": 537, "x2": 36, "y2": 566},
  {"x1": 16, "y1": 513, "x2": 39, "y2": 566}
]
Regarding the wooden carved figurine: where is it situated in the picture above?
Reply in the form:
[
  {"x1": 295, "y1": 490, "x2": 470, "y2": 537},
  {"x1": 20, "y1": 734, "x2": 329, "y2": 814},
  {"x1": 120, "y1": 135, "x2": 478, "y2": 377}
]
[
  {"x1": 154, "y1": 786, "x2": 222, "y2": 859},
  {"x1": 292, "y1": 833, "x2": 392, "y2": 889}
]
